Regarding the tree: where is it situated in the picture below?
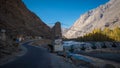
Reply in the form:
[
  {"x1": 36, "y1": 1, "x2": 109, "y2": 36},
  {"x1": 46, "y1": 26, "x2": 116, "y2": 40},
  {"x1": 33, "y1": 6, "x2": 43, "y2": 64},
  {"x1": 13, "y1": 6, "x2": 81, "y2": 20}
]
[{"x1": 75, "y1": 27, "x2": 120, "y2": 42}]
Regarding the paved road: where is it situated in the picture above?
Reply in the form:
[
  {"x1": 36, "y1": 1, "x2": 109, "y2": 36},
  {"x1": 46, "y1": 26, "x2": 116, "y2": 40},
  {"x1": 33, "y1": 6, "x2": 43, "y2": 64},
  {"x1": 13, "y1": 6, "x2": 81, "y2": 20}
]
[{"x1": 0, "y1": 42, "x2": 52, "y2": 68}]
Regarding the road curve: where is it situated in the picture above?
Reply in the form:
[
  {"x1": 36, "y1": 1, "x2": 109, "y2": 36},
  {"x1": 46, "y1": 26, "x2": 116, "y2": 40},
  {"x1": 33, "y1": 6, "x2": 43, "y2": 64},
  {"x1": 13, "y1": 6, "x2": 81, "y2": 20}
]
[{"x1": 0, "y1": 41, "x2": 52, "y2": 68}]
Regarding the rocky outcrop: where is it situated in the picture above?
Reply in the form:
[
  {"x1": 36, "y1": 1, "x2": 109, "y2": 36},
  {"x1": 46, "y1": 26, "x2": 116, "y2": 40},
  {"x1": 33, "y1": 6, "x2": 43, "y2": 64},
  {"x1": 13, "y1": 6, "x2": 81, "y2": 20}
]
[
  {"x1": 64, "y1": 0, "x2": 120, "y2": 38},
  {"x1": 0, "y1": 0, "x2": 51, "y2": 38},
  {"x1": 0, "y1": 29, "x2": 20, "y2": 59},
  {"x1": 51, "y1": 22, "x2": 62, "y2": 40}
]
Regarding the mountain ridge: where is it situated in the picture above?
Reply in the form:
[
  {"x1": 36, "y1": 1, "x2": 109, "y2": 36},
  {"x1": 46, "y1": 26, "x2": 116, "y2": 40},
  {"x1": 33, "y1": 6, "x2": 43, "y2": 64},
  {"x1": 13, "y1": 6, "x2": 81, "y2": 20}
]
[
  {"x1": 0, "y1": 0, "x2": 51, "y2": 38},
  {"x1": 64, "y1": 0, "x2": 120, "y2": 39}
]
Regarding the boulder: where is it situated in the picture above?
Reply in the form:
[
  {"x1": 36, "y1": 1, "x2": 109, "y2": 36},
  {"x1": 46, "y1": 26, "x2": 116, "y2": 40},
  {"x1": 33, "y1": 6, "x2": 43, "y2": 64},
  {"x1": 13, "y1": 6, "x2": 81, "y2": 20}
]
[
  {"x1": 95, "y1": 42, "x2": 103, "y2": 49},
  {"x1": 105, "y1": 42, "x2": 113, "y2": 48}
]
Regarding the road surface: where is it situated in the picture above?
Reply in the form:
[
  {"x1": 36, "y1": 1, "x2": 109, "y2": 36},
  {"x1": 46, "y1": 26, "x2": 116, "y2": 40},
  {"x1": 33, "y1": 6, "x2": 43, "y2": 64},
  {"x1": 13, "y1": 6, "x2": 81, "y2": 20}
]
[{"x1": 0, "y1": 41, "x2": 52, "y2": 68}]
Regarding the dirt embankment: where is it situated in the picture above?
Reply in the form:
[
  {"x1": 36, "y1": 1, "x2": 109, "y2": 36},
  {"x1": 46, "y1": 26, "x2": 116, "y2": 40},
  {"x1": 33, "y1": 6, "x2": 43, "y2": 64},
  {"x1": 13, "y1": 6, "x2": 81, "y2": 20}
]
[{"x1": 0, "y1": 45, "x2": 27, "y2": 66}]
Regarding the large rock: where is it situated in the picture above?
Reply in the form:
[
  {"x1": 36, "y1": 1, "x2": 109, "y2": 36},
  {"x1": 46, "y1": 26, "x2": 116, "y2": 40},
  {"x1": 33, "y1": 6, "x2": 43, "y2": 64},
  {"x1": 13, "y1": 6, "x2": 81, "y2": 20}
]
[
  {"x1": 104, "y1": 42, "x2": 113, "y2": 48},
  {"x1": 51, "y1": 22, "x2": 62, "y2": 40},
  {"x1": 64, "y1": 0, "x2": 120, "y2": 38},
  {"x1": 95, "y1": 42, "x2": 103, "y2": 49}
]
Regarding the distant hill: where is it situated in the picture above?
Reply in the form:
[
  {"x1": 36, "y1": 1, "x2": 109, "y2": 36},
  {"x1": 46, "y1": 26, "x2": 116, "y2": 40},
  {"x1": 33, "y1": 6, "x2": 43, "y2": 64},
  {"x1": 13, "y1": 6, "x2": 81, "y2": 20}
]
[{"x1": 64, "y1": 0, "x2": 120, "y2": 39}]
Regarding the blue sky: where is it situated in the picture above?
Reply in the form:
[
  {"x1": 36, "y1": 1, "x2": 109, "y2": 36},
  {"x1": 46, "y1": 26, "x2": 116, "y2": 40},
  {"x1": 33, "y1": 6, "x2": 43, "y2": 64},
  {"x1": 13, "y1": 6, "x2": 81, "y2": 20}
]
[{"x1": 22, "y1": 0, "x2": 109, "y2": 28}]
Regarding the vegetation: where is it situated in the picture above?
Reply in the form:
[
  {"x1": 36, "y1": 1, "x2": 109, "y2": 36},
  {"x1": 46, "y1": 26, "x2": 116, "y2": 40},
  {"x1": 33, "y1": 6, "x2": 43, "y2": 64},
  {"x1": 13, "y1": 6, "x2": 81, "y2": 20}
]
[{"x1": 76, "y1": 27, "x2": 120, "y2": 42}]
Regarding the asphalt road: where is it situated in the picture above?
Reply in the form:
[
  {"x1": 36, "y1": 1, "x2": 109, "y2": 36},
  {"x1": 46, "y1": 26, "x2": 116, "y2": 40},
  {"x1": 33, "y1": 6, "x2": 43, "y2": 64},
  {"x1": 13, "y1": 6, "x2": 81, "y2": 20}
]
[{"x1": 0, "y1": 42, "x2": 52, "y2": 68}]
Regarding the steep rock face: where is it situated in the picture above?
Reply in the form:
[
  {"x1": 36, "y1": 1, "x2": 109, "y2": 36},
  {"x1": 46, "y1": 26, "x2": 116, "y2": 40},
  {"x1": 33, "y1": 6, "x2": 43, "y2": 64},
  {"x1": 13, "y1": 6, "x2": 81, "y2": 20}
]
[
  {"x1": 0, "y1": 0, "x2": 52, "y2": 60},
  {"x1": 64, "y1": 0, "x2": 120, "y2": 38},
  {"x1": 51, "y1": 22, "x2": 62, "y2": 40},
  {"x1": 0, "y1": 0, "x2": 51, "y2": 38},
  {"x1": 61, "y1": 28, "x2": 68, "y2": 36}
]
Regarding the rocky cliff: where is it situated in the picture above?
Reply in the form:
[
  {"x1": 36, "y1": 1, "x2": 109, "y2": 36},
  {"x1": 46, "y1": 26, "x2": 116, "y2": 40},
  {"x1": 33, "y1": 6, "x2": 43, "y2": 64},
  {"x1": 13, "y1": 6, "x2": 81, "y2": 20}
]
[
  {"x1": 0, "y1": 0, "x2": 51, "y2": 38},
  {"x1": 51, "y1": 22, "x2": 62, "y2": 40},
  {"x1": 0, "y1": 0, "x2": 52, "y2": 61},
  {"x1": 64, "y1": 0, "x2": 120, "y2": 39}
]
